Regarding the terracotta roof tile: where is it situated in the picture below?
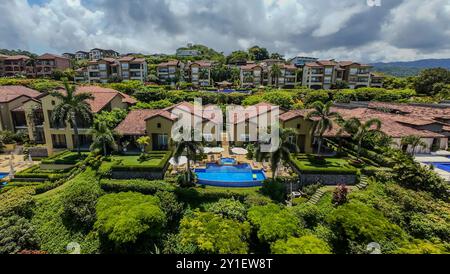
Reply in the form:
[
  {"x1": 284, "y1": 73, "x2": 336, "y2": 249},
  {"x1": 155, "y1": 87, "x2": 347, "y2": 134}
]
[
  {"x1": 115, "y1": 109, "x2": 164, "y2": 135},
  {"x1": 0, "y1": 86, "x2": 41, "y2": 103}
]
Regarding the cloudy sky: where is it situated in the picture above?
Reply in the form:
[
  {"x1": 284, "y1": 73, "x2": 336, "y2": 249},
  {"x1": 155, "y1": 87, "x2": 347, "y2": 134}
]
[{"x1": 1, "y1": 0, "x2": 450, "y2": 62}]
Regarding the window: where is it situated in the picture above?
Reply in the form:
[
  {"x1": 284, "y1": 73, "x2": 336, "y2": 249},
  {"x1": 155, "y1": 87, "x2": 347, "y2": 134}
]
[
  {"x1": 203, "y1": 134, "x2": 213, "y2": 142},
  {"x1": 350, "y1": 68, "x2": 358, "y2": 75},
  {"x1": 157, "y1": 123, "x2": 161, "y2": 128},
  {"x1": 51, "y1": 100, "x2": 56, "y2": 106},
  {"x1": 324, "y1": 68, "x2": 333, "y2": 75},
  {"x1": 98, "y1": 64, "x2": 107, "y2": 70},
  {"x1": 52, "y1": 134, "x2": 67, "y2": 149},
  {"x1": 324, "y1": 76, "x2": 332, "y2": 84},
  {"x1": 192, "y1": 67, "x2": 199, "y2": 74},
  {"x1": 121, "y1": 63, "x2": 129, "y2": 70},
  {"x1": 297, "y1": 124, "x2": 301, "y2": 129}
]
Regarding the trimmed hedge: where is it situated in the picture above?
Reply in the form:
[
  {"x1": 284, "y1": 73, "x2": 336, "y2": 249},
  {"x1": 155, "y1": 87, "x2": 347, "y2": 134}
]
[
  {"x1": 290, "y1": 154, "x2": 358, "y2": 175},
  {"x1": 41, "y1": 150, "x2": 89, "y2": 165},
  {"x1": 100, "y1": 179, "x2": 175, "y2": 194},
  {"x1": 12, "y1": 165, "x2": 72, "y2": 182}
]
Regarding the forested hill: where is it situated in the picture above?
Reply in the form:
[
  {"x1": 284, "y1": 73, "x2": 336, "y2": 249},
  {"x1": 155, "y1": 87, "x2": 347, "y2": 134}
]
[{"x1": 371, "y1": 58, "x2": 450, "y2": 77}]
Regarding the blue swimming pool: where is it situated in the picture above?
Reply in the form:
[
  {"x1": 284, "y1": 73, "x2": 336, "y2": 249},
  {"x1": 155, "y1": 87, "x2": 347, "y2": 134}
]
[
  {"x1": 427, "y1": 162, "x2": 450, "y2": 172},
  {"x1": 0, "y1": 172, "x2": 9, "y2": 179},
  {"x1": 219, "y1": 157, "x2": 237, "y2": 165},
  {"x1": 195, "y1": 163, "x2": 266, "y2": 187}
]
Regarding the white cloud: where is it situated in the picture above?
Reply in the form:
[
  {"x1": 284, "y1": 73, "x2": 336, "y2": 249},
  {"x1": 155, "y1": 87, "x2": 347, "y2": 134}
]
[{"x1": 0, "y1": 0, "x2": 449, "y2": 62}]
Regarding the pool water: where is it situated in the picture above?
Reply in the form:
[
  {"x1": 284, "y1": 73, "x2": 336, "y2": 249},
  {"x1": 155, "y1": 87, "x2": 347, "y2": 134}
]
[
  {"x1": 427, "y1": 162, "x2": 450, "y2": 172},
  {"x1": 195, "y1": 163, "x2": 266, "y2": 187},
  {"x1": 219, "y1": 157, "x2": 237, "y2": 165},
  {"x1": 0, "y1": 173, "x2": 8, "y2": 179}
]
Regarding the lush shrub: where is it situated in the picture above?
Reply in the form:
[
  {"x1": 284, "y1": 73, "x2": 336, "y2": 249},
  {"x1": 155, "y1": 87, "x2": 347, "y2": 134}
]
[
  {"x1": 0, "y1": 215, "x2": 40, "y2": 254},
  {"x1": 95, "y1": 192, "x2": 166, "y2": 249},
  {"x1": 291, "y1": 203, "x2": 325, "y2": 229},
  {"x1": 62, "y1": 170, "x2": 103, "y2": 230},
  {"x1": 271, "y1": 235, "x2": 332, "y2": 254},
  {"x1": 100, "y1": 179, "x2": 175, "y2": 194},
  {"x1": 203, "y1": 198, "x2": 247, "y2": 221},
  {"x1": 247, "y1": 204, "x2": 301, "y2": 244},
  {"x1": 260, "y1": 178, "x2": 286, "y2": 202},
  {"x1": 162, "y1": 233, "x2": 198, "y2": 254},
  {"x1": 328, "y1": 201, "x2": 406, "y2": 253},
  {"x1": 0, "y1": 187, "x2": 35, "y2": 217},
  {"x1": 178, "y1": 211, "x2": 251, "y2": 254},
  {"x1": 94, "y1": 108, "x2": 128, "y2": 129},
  {"x1": 155, "y1": 190, "x2": 184, "y2": 225}
]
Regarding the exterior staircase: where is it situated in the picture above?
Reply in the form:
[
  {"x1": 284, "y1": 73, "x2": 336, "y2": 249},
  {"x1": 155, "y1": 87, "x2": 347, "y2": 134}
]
[
  {"x1": 308, "y1": 187, "x2": 326, "y2": 205},
  {"x1": 356, "y1": 175, "x2": 369, "y2": 190}
]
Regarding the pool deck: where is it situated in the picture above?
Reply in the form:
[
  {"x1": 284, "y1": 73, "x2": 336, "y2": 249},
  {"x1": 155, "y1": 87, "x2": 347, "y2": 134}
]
[{"x1": 0, "y1": 154, "x2": 39, "y2": 173}]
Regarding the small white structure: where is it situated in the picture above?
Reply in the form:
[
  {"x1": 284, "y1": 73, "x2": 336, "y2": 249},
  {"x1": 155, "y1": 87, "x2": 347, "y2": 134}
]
[
  {"x1": 169, "y1": 156, "x2": 188, "y2": 166},
  {"x1": 231, "y1": 147, "x2": 248, "y2": 155}
]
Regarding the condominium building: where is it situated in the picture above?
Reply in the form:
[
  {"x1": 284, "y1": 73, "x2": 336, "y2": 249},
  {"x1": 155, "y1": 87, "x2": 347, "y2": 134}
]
[
  {"x1": 117, "y1": 56, "x2": 148, "y2": 82},
  {"x1": 337, "y1": 61, "x2": 372, "y2": 89},
  {"x1": 302, "y1": 60, "x2": 383, "y2": 89},
  {"x1": 187, "y1": 61, "x2": 212, "y2": 86},
  {"x1": 35, "y1": 53, "x2": 71, "y2": 78},
  {"x1": 289, "y1": 56, "x2": 318, "y2": 68},
  {"x1": 74, "y1": 67, "x2": 88, "y2": 83},
  {"x1": 239, "y1": 61, "x2": 298, "y2": 88},
  {"x1": 87, "y1": 58, "x2": 118, "y2": 83},
  {"x1": 0, "y1": 54, "x2": 7, "y2": 76},
  {"x1": 89, "y1": 48, "x2": 119, "y2": 60},
  {"x1": 156, "y1": 60, "x2": 184, "y2": 84},
  {"x1": 2, "y1": 55, "x2": 34, "y2": 77},
  {"x1": 62, "y1": 53, "x2": 75, "y2": 59},
  {"x1": 41, "y1": 86, "x2": 136, "y2": 155},
  {"x1": 75, "y1": 51, "x2": 89, "y2": 60}
]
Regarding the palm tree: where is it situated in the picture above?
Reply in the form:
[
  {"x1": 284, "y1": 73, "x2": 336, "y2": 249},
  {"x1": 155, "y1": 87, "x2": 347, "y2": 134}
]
[
  {"x1": 270, "y1": 64, "x2": 282, "y2": 87},
  {"x1": 173, "y1": 129, "x2": 203, "y2": 184},
  {"x1": 401, "y1": 135, "x2": 426, "y2": 155},
  {"x1": 306, "y1": 101, "x2": 341, "y2": 155},
  {"x1": 269, "y1": 127, "x2": 299, "y2": 179},
  {"x1": 341, "y1": 117, "x2": 382, "y2": 159},
  {"x1": 89, "y1": 121, "x2": 116, "y2": 156},
  {"x1": 136, "y1": 136, "x2": 150, "y2": 153},
  {"x1": 50, "y1": 79, "x2": 93, "y2": 156}
]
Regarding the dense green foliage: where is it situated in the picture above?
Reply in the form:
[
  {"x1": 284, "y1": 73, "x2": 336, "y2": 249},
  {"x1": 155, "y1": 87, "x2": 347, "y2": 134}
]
[
  {"x1": 95, "y1": 192, "x2": 166, "y2": 252},
  {"x1": 203, "y1": 198, "x2": 247, "y2": 221},
  {"x1": 178, "y1": 211, "x2": 251, "y2": 254},
  {"x1": 271, "y1": 235, "x2": 332, "y2": 254},
  {"x1": 0, "y1": 215, "x2": 40, "y2": 254}
]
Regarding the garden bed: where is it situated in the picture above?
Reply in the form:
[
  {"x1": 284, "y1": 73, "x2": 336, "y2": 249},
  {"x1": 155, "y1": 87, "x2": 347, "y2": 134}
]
[
  {"x1": 12, "y1": 165, "x2": 73, "y2": 182},
  {"x1": 41, "y1": 150, "x2": 89, "y2": 165}
]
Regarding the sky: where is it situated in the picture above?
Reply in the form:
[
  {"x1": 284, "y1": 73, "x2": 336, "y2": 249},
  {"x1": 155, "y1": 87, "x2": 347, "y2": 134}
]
[{"x1": 1, "y1": 0, "x2": 449, "y2": 62}]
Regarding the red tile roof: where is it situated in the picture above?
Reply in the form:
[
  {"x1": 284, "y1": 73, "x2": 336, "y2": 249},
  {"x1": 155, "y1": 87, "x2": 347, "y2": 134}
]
[
  {"x1": 37, "y1": 53, "x2": 69, "y2": 60},
  {"x1": 157, "y1": 60, "x2": 179, "y2": 67},
  {"x1": 115, "y1": 109, "x2": 166, "y2": 135},
  {"x1": 0, "y1": 86, "x2": 41, "y2": 103},
  {"x1": 5, "y1": 55, "x2": 30, "y2": 61},
  {"x1": 279, "y1": 109, "x2": 310, "y2": 122}
]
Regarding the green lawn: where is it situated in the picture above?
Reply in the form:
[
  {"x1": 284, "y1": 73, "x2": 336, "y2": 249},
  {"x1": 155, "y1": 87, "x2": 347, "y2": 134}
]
[
  {"x1": 113, "y1": 155, "x2": 162, "y2": 166},
  {"x1": 291, "y1": 154, "x2": 358, "y2": 175}
]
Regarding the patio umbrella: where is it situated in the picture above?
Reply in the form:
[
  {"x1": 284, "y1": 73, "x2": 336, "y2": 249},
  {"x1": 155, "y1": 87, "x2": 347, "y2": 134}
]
[
  {"x1": 211, "y1": 147, "x2": 224, "y2": 154},
  {"x1": 28, "y1": 154, "x2": 33, "y2": 164},
  {"x1": 231, "y1": 147, "x2": 248, "y2": 155},
  {"x1": 203, "y1": 147, "x2": 213, "y2": 154},
  {"x1": 169, "y1": 156, "x2": 188, "y2": 166}
]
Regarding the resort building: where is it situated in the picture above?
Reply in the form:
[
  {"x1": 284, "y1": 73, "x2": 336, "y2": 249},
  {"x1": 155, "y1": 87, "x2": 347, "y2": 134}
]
[
  {"x1": 116, "y1": 102, "x2": 222, "y2": 152},
  {"x1": 117, "y1": 56, "x2": 148, "y2": 82},
  {"x1": 302, "y1": 60, "x2": 383, "y2": 89},
  {"x1": 240, "y1": 64, "x2": 265, "y2": 87},
  {"x1": 272, "y1": 64, "x2": 298, "y2": 87},
  {"x1": 156, "y1": 60, "x2": 184, "y2": 84},
  {"x1": 62, "y1": 53, "x2": 75, "y2": 59},
  {"x1": 328, "y1": 102, "x2": 450, "y2": 154},
  {"x1": 187, "y1": 61, "x2": 212, "y2": 87},
  {"x1": 279, "y1": 109, "x2": 315, "y2": 153},
  {"x1": 41, "y1": 86, "x2": 136, "y2": 155},
  {"x1": 0, "y1": 86, "x2": 41, "y2": 133},
  {"x1": 74, "y1": 67, "x2": 88, "y2": 83},
  {"x1": 35, "y1": 53, "x2": 71, "y2": 78},
  {"x1": 289, "y1": 56, "x2": 318, "y2": 68},
  {"x1": 89, "y1": 48, "x2": 119, "y2": 60},
  {"x1": 75, "y1": 51, "x2": 89, "y2": 60},
  {"x1": 370, "y1": 72, "x2": 384, "y2": 88},
  {"x1": 87, "y1": 58, "x2": 119, "y2": 83},
  {"x1": 1, "y1": 55, "x2": 34, "y2": 77}
]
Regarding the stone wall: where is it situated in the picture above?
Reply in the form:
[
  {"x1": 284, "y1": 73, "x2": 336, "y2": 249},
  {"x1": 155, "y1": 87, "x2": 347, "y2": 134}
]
[{"x1": 111, "y1": 170, "x2": 165, "y2": 180}]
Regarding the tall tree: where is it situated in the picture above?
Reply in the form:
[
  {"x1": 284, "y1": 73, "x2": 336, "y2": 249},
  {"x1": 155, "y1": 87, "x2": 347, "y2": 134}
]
[
  {"x1": 342, "y1": 117, "x2": 382, "y2": 159},
  {"x1": 269, "y1": 127, "x2": 299, "y2": 179},
  {"x1": 50, "y1": 79, "x2": 93, "y2": 156},
  {"x1": 270, "y1": 64, "x2": 282, "y2": 87},
  {"x1": 306, "y1": 101, "x2": 341, "y2": 155},
  {"x1": 89, "y1": 121, "x2": 116, "y2": 156},
  {"x1": 248, "y1": 46, "x2": 270, "y2": 61},
  {"x1": 413, "y1": 68, "x2": 450, "y2": 96},
  {"x1": 401, "y1": 135, "x2": 426, "y2": 155},
  {"x1": 173, "y1": 129, "x2": 203, "y2": 184}
]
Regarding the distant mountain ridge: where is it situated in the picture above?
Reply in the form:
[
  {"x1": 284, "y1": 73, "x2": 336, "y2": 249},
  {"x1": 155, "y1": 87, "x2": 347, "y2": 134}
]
[{"x1": 370, "y1": 58, "x2": 450, "y2": 77}]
